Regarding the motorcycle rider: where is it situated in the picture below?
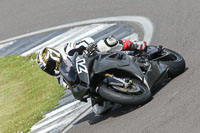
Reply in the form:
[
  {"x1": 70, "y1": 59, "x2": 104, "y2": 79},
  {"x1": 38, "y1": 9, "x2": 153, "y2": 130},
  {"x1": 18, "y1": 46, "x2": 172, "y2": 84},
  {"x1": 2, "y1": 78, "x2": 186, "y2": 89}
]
[{"x1": 36, "y1": 36, "x2": 147, "y2": 115}]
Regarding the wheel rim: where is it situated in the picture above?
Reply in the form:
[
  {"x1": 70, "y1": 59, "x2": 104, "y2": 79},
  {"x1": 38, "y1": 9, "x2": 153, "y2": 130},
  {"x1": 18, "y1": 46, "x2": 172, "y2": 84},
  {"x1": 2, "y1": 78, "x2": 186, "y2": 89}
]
[{"x1": 111, "y1": 83, "x2": 146, "y2": 95}]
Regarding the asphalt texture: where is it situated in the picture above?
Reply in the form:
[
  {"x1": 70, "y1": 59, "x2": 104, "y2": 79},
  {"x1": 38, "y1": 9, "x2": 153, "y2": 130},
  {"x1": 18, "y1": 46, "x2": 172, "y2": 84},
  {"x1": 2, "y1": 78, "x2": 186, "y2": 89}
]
[{"x1": 1, "y1": 0, "x2": 200, "y2": 133}]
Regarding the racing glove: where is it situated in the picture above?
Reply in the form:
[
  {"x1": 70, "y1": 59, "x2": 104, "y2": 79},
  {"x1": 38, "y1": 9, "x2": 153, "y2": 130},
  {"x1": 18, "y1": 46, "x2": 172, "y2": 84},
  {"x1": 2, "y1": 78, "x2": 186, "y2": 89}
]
[
  {"x1": 66, "y1": 37, "x2": 95, "y2": 56},
  {"x1": 68, "y1": 45, "x2": 86, "y2": 56},
  {"x1": 121, "y1": 40, "x2": 147, "y2": 51}
]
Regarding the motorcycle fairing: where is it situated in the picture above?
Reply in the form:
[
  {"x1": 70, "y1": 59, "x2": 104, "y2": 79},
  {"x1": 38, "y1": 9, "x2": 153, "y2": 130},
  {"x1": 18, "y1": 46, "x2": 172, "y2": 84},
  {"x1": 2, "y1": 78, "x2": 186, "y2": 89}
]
[
  {"x1": 145, "y1": 61, "x2": 168, "y2": 89},
  {"x1": 93, "y1": 52, "x2": 144, "y2": 82},
  {"x1": 59, "y1": 57, "x2": 90, "y2": 100},
  {"x1": 71, "y1": 85, "x2": 89, "y2": 101},
  {"x1": 93, "y1": 52, "x2": 169, "y2": 90},
  {"x1": 59, "y1": 58, "x2": 76, "y2": 87},
  {"x1": 75, "y1": 55, "x2": 90, "y2": 85}
]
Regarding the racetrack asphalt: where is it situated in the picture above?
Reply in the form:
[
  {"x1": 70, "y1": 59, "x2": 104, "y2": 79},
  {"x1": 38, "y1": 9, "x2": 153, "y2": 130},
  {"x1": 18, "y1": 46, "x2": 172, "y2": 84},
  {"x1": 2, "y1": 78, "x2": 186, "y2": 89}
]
[{"x1": 1, "y1": 0, "x2": 200, "y2": 133}]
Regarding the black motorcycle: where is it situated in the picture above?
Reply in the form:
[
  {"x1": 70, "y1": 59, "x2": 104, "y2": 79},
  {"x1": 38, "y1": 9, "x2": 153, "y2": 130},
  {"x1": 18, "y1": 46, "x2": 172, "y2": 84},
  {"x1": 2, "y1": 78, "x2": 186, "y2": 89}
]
[{"x1": 59, "y1": 44, "x2": 185, "y2": 106}]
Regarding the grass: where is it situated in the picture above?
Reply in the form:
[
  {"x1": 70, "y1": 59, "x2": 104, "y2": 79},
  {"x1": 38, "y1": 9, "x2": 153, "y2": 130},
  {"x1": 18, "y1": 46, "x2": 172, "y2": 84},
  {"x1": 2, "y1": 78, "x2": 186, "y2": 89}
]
[{"x1": 0, "y1": 54, "x2": 65, "y2": 133}]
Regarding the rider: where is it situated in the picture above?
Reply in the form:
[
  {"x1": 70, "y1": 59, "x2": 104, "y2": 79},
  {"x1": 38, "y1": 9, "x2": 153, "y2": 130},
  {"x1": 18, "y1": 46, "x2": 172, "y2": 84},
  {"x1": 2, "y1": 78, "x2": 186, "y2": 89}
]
[{"x1": 36, "y1": 36, "x2": 147, "y2": 115}]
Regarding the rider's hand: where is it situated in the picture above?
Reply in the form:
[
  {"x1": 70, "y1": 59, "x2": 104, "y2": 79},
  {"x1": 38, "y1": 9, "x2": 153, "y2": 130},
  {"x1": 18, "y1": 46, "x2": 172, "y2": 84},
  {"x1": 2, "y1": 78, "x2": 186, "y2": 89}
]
[
  {"x1": 68, "y1": 46, "x2": 86, "y2": 56},
  {"x1": 134, "y1": 41, "x2": 147, "y2": 51}
]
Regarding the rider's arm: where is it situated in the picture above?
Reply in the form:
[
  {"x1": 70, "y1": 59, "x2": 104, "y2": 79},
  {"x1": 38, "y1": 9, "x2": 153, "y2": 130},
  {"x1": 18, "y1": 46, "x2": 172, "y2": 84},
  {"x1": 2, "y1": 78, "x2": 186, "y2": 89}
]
[
  {"x1": 64, "y1": 37, "x2": 95, "y2": 57},
  {"x1": 96, "y1": 37, "x2": 147, "y2": 52}
]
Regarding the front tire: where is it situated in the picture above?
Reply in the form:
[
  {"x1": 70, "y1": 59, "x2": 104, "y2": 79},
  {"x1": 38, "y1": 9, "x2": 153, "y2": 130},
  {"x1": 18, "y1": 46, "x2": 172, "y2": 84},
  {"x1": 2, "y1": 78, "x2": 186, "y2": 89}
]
[
  {"x1": 98, "y1": 83, "x2": 152, "y2": 105},
  {"x1": 159, "y1": 48, "x2": 186, "y2": 78}
]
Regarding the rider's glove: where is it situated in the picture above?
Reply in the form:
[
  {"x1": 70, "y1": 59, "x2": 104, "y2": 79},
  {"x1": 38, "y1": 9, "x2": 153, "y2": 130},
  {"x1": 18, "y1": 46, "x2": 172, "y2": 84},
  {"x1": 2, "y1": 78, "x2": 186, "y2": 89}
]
[
  {"x1": 66, "y1": 37, "x2": 95, "y2": 56},
  {"x1": 134, "y1": 41, "x2": 147, "y2": 51},
  {"x1": 122, "y1": 40, "x2": 147, "y2": 51},
  {"x1": 68, "y1": 46, "x2": 86, "y2": 56}
]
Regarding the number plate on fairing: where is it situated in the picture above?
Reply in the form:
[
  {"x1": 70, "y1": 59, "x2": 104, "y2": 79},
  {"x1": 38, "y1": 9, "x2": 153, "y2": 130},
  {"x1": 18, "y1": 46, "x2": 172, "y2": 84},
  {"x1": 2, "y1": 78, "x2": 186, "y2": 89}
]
[{"x1": 75, "y1": 57, "x2": 90, "y2": 84}]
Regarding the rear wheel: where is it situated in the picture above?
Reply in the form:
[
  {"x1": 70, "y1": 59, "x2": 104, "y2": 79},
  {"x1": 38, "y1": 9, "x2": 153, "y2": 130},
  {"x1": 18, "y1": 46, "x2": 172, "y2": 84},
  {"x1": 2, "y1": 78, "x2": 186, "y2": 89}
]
[{"x1": 98, "y1": 78, "x2": 152, "y2": 105}]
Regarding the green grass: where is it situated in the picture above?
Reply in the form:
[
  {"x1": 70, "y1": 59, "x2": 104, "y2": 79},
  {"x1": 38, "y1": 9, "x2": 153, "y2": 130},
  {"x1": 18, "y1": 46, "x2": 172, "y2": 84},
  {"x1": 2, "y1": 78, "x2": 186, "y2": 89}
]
[{"x1": 0, "y1": 55, "x2": 65, "y2": 133}]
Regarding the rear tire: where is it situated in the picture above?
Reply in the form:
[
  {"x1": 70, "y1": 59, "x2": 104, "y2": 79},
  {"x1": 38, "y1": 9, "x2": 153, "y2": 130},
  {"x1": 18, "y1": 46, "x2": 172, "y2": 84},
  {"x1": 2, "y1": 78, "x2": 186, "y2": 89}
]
[{"x1": 98, "y1": 83, "x2": 152, "y2": 105}]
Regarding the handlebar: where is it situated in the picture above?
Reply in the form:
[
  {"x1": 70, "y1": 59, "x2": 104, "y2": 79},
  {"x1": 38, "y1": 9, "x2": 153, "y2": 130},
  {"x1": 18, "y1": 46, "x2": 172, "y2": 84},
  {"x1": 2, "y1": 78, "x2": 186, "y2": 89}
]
[{"x1": 86, "y1": 43, "x2": 98, "y2": 57}]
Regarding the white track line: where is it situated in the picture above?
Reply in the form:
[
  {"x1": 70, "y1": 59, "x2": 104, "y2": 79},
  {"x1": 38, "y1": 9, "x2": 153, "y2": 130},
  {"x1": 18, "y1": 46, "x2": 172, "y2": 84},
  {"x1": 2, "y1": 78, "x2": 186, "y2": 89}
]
[
  {"x1": 21, "y1": 24, "x2": 115, "y2": 56},
  {"x1": 54, "y1": 24, "x2": 111, "y2": 50},
  {"x1": 35, "y1": 105, "x2": 90, "y2": 133},
  {"x1": 55, "y1": 24, "x2": 116, "y2": 49},
  {"x1": 44, "y1": 100, "x2": 80, "y2": 118},
  {"x1": 61, "y1": 107, "x2": 93, "y2": 133},
  {"x1": 124, "y1": 33, "x2": 139, "y2": 41},
  {"x1": 20, "y1": 26, "x2": 91, "y2": 56},
  {"x1": 0, "y1": 41, "x2": 16, "y2": 49},
  {"x1": 31, "y1": 102, "x2": 88, "y2": 131},
  {"x1": 0, "y1": 16, "x2": 153, "y2": 45}
]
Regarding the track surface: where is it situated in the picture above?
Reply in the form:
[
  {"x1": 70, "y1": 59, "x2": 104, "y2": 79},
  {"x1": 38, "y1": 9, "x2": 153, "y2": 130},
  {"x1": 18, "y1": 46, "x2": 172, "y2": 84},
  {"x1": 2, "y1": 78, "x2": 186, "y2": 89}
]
[{"x1": 1, "y1": 0, "x2": 200, "y2": 133}]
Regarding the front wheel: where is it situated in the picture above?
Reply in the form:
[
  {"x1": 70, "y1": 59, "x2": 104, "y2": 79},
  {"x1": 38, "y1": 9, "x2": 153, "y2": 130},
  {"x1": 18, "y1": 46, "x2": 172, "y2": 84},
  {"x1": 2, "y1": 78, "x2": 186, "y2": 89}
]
[
  {"x1": 159, "y1": 48, "x2": 186, "y2": 78},
  {"x1": 98, "y1": 80, "x2": 152, "y2": 105}
]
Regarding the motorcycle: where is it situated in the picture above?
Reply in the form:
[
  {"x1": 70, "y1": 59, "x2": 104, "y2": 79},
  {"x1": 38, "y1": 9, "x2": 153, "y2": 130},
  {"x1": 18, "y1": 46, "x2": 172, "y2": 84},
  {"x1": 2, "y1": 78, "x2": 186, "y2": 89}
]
[{"x1": 59, "y1": 44, "x2": 185, "y2": 106}]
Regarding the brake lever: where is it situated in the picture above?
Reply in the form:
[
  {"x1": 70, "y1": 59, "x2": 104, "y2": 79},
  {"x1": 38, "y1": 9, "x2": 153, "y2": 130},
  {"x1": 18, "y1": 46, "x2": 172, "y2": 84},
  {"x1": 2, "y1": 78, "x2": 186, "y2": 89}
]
[{"x1": 86, "y1": 43, "x2": 98, "y2": 56}]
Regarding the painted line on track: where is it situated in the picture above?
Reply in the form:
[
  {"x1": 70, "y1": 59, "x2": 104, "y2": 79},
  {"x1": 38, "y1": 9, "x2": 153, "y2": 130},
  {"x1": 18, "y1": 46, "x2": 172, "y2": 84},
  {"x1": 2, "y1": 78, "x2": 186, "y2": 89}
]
[
  {"x1": 21, "y1": 24, "x2": 115, "y2": 56},
  {"x1": 0, "y1": 16, "x2": 154, "y2": 45}
]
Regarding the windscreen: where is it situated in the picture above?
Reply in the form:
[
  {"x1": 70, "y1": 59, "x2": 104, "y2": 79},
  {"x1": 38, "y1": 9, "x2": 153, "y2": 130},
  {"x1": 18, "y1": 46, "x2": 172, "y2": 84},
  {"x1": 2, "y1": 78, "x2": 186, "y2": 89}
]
[{"x1": 59, "y1": 58, "x2": 77, "y2": 87}]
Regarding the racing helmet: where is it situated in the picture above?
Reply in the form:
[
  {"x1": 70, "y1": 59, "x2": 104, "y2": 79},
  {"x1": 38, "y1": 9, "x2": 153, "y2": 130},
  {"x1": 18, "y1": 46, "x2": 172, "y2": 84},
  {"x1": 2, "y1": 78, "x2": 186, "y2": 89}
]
[{"x1": 36, "y1": 47, "x2": 62, "y2": 76}]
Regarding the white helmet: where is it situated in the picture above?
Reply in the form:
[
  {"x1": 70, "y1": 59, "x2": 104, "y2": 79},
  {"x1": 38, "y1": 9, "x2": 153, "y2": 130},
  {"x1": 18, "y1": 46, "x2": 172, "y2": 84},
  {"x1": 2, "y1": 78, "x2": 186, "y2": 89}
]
[{"x1": 36, "y1": 47, "x2": 62, "y2": 76}]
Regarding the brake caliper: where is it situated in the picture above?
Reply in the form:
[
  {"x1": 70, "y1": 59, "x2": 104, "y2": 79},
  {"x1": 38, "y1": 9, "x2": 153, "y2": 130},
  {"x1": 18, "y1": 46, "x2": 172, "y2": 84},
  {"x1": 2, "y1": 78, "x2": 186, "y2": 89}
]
[{"x1": 104, "y1": 73, "x2": 141, "y2": 93}]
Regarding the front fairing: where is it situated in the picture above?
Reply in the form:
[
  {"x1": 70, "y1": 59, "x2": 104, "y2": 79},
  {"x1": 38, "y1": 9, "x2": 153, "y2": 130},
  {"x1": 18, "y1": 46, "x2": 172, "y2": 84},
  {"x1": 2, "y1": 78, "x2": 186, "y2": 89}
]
[
  {"x1": 59, "y1": 57, "x2": 90, "y2": 101},
  {"x1": 145, "y1": 61, "x2": 168, "y2": 89},
  {"x1": 93, "y1": 52, "x2": 144, "y2": 81},
  {"x1": 93, "y1": 52, "x2": 168, "y2": 90},
  {"x1": 59, "y1": 59, "x2": 76, "y2": 88},
  {"x1": 75, "y1": 55, "x2": 90, "y2": 85}
]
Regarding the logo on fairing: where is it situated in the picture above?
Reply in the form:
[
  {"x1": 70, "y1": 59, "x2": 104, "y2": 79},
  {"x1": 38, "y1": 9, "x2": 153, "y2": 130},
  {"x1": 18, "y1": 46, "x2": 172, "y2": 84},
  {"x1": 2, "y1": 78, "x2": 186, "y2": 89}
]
[{"x1": 76, "y1": 59, "x2": 88, "y2": 74}]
